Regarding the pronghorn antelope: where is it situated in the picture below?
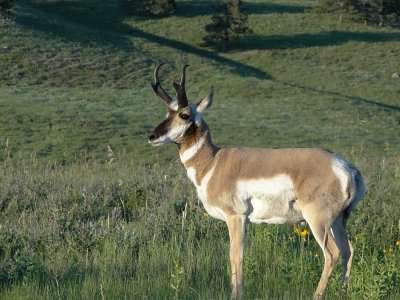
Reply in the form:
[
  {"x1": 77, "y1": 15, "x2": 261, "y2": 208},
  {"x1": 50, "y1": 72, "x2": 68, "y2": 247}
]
[{"x1": 147, "y1": 65, "x2": 365, "y2": 299}]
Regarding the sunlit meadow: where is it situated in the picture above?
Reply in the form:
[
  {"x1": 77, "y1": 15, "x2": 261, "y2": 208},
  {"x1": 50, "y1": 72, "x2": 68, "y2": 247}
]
[{"x1": 1, "y1": 0, "x2": 399, "y2": 299}]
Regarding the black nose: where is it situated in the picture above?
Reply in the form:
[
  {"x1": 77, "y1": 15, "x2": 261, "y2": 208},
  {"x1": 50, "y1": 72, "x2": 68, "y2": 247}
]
[{"x1": 148, "y1": 132, "x2": 157, "y2": 141}]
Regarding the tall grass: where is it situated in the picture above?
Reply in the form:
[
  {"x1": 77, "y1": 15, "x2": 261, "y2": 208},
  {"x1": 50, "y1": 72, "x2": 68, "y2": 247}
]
[{"x1": 0, "y1": 150, "x2": 399, "y2": 299}]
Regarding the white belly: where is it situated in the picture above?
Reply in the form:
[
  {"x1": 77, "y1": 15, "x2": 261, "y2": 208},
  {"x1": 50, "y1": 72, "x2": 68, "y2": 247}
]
[
  {"x1": 187, "y1": 168, "x2": 303, "y2": 224},
  {"x1": 236, "y1": 175, "x2": 303, "y2": 224}
]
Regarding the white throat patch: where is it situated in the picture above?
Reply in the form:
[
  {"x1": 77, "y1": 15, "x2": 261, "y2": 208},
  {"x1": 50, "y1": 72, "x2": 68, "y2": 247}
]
[{"x1": 180, "y1": 136, "x2": 205, "y2": 163}]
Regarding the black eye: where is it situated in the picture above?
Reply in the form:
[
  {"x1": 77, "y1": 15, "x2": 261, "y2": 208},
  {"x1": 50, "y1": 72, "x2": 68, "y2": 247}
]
[{"x1": 179, "y1": 113, "x2": 190, "y2": 120}]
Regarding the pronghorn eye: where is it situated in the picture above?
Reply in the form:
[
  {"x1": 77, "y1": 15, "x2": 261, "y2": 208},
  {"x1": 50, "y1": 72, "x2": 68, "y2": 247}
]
[{"x1": 179, "y1": 113, "x2": 190, "y2": 120}]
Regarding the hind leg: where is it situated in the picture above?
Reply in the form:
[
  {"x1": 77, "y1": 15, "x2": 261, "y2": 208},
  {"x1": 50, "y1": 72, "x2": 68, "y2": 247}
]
[
  {"x1": 301, "y1": 206, "x2": 340, "y2": 300},
  {"x1": 331, "y1": 213, "x2": 354, "y2": 288}
]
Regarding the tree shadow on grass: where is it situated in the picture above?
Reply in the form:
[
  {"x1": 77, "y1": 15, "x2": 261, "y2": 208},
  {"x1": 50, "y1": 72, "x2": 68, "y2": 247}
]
[
  {"x1": 235, "y1": 29, "x2": 400, "y2": 112},
  {"x1": 12, "y1": 2, "x2": 399, "y2": 82},
  {"x1": 14, "y1": 0, "x2": 270, "y2": 80},
  {"x1": 14, "y1": 1, "x2": 134, "y2": 50},
  {"x1": 246, "y1": 2, "x2": 308, "y2": 14},
  {"x1": 236, "y1": 30, "x2": 400, "y2": 50},
  {"x1": 174, "y1": 0, "x2": 308, "y2": 17},
  {"x1": 127, "y1": 27, "x2": 270, "y2": 79},
  {"x1": 280, "y1": 81, "x2": 400, "y2": 112}
]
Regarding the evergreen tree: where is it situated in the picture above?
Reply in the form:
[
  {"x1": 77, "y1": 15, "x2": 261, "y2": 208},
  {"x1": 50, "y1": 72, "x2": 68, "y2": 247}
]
[
  {"x1": 369, "y1": 0, "x2": 400, "y2": 26},
  {"x1": 203, "y1": 3, "x2": 231, "y2": 51},
  {"x1": 203, "y1": 0, "x2": 252, "y2": 52},
  {"x1": 121, "y1": 0, "x2": 175, "y2": 17},
  {"x1": 0, "y1": 0, "x2": 13, "y2": 14},
  {"x1": 316, "y1": 0, "x2": 400, "y2": 26}
]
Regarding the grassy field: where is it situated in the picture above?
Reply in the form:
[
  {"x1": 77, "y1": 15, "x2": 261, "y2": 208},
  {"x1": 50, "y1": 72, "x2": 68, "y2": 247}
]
[{"x1": 1, "y1": 0, "x2": 400, "y2": 299}]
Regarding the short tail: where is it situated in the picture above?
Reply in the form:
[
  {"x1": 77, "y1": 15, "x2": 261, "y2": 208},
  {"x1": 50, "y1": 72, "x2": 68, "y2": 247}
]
[{"x1": 344, "y1": 169, "x2": 365, "y2": 222}]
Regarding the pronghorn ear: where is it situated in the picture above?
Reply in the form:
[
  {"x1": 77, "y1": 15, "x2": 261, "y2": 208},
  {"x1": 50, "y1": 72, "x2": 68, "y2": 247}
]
[{"x1": 196, "y1": 86, "x2": 214, "y2": 114}]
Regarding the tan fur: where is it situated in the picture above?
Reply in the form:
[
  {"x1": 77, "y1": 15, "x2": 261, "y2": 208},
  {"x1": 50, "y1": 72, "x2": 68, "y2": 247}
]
[
  {"x1": 181, "y1": 122, "x2": 344, "y2": 218},
  {"x1": 178, "y1": 116, "x2": 363, "y2": 299},
  {"x1": 149, "y1": 68, "x2": 365, "y2": 300},
  {"x1": 174, "y1": 114, "x2": 363, "y2": 299}
]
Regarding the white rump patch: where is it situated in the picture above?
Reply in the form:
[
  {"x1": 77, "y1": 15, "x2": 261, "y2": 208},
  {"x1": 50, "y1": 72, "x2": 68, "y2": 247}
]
[
  {"x1": 180, "y1": 137, "x2": 205, "y2": 163},
  {"x1": 331, "y1": 155, "x2": 351, "y2": 199},
  {"x1": 236, "y1": 175, "x2": 302, "y2": 224}
]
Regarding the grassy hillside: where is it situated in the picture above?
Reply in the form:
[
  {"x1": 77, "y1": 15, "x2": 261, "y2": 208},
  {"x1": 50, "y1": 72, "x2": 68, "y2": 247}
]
[
  {"x1": 1, "y1": 0, "x2": 399, "y2": 162},
  {"x1": 0, "y1": 0, "x2": 399, "y2": 299}
]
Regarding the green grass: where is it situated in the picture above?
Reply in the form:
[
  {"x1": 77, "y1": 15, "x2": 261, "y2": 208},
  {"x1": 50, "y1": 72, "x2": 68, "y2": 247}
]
[
  {"x1": 0, "y1": 156, "x2": 399, "y2": 299},
  {"x1": 1, "y1": 0, "x2": 400, "y2": 299}
]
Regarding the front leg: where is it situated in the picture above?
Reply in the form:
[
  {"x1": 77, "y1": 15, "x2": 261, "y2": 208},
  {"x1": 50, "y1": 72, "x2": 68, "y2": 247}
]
[{"x1": 226, "y1": 214, "x2": 247, "y2": 299}]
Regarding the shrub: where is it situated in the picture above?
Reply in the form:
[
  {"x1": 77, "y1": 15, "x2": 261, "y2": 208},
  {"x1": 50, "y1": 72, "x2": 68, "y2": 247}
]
[
  {"x1": 0, "y1": 0, "x2": 13, "y2": 14},
  {"x1": 203, "y1": 0, "x2": 252, "y2": 51},
  {"x1": 121, "y1": 0, "x2": 175, "y2": 17},
  {"x1": 316, "y1": 0, "x2": 400, "y2": 26}
]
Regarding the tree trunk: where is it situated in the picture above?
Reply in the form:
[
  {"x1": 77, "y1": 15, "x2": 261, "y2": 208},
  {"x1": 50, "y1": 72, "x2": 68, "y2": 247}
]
[{"x1": 223, "y1": 30, "x2": 229, "y2": 52}]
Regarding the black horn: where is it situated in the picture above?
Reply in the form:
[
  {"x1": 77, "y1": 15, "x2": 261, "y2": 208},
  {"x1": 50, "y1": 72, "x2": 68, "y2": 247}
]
[
  {"x1": 173, "y1": 65, "x2": 189, "y2": 108},
  {"x1": 151, "y1": 64, "x2": 173, "y2": 105}
]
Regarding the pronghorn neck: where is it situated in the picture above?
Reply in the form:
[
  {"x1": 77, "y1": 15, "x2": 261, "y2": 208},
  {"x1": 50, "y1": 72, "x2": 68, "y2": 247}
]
[{"x1": 178, "y1": 120, "x2": 219, "y2": 169}]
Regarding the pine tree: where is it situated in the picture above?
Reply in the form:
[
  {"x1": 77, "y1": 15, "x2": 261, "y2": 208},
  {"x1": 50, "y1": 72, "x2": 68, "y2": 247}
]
[
  {"x1": 121, "y1": 0, "x2": 175, "y2": 17},
  {"x1": 149, "y1": 0, "x2": 175, "y2": 16},
  {"x1": 316, "y1": 0, "x2": 400, "y2": 26},
  {"x1": 369, "y1": 0, "x2": 400, "y2": 26},
  {"x1": 0, "y1": 0, "x2": 13, "y2": 14},
  {"x1": 203, "y1": 0, "x2": 252, "y2": 52},
  {"x1": 203, "y1": 3, "x2": 231, "y2": 52}
]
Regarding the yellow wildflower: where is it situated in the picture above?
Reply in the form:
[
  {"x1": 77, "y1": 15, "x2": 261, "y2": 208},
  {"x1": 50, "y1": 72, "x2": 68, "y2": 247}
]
[
  {"x1": 202, "y1": 212, "x2": 209, "y2": 218},
  {"x1": 300, "y1": 229, "x2": 310, "y2": 237},
  {"x1": 388, "y1": 246, "x2": 394, "y2": 252},
  {"x1": 396, "y1": 240, "x2": 400, "y2": 246},
  {"x1": 294, "y1": 226, "x2": 302, "y2": 235}
]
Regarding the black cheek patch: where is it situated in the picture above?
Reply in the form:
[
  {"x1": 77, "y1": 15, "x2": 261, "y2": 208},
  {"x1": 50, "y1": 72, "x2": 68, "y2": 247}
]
[{"x1": 153, "y1": 117, "x2": 172, "y2": 137}]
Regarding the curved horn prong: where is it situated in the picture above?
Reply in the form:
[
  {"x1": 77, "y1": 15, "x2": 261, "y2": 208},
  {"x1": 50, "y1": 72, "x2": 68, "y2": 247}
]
[
  {"x1": 151, "y1": 64, "x2": 173, "y2": 105},
  {"x1": 180, "y1": 64, "x2": 189, "y2": 87},
  {"x1": 173, "y1": 65, "x2": 189, "y2": 108}
]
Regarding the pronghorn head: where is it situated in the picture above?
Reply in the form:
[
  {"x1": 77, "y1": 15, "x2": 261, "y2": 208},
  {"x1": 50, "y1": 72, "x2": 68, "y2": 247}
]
[{"x1": 148, "y1": 64, "x2": 214, "y2": 146}]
